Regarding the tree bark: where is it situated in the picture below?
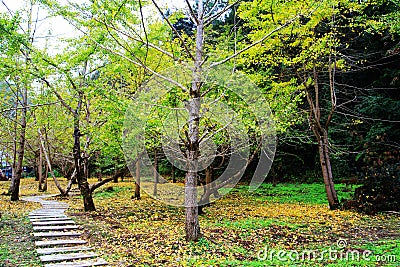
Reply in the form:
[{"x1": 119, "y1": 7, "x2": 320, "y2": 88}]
[
  {"x1": 38, "y1": 128, "x2": 65, "y2": 195},
  {"x1": 10, "y1": 85, "x2": 27, "y2": 201},
  {"x1": 38, "y1": 144, "x2": 45, "y2": 191},
  {"x1": 171, "y1": 161, "x2": 176, "y2": 183},
  {"x1": 153, "y1": 148, "x2": 158, "y2": 196},
  {"x1": 73, "y1": 122, "x2": 96, "y2": 211},
  {"x1": 185, "y1": 0, "x2": 204, "y2": 242},
  {"x1": 43, "y1": 163, "x2": 48, "y2": 191},
  {"x1": 305, "y1": 66, "x2": 339, "y2": 210},
  {"x1": 317, "y1": 131, "x2": 339, "y2": 210},
  {"x1": 113, "y1": 166, "x2": 119, "y2": 183},
  {"x1": 134, "y1": 157, "x2": 141, "y2": 200}
]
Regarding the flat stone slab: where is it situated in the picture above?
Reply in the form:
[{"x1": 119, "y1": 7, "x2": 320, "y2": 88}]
[
  {"x1": 34, "y1": 231, "x2": 82, "y2": 238},
  {"x1": 30, "y1": 215, "x2": 68, "y2": 219},
  {"x1": 37, "y1": 246, "x2": 93, "y2": 255},
  {"x1": 43, "y1": 258, "x2": 108, "y2": 267},
  {"x1": 28, "y1": 214, "x2": 65, "y2": 218},
  {"x1": 30, "y1": 217, "x2": 71, "y2": 222},
  {"x1": 32, "y1": 221, "x2": 75, "y2": 226},
  {"x1": 40, "y1": 252, "x2": 98, "y2": 262},
  {"x1": 35, "y1": 239, "x2": 87, "y2": 247},
  {"x1": 30, "y1": 210, "x2": 66, "y2": 213},
  {"x1": 34, "y1": 226, "x2": 79, "y2": 231}
]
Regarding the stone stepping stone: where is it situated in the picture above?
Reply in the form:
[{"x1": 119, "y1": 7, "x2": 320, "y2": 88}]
[
  {"x1": 25, "y1": 194, "x2": 108, "y2": 266},
  {"x1": 43, "y1": 258, "x2": 108, "y2": 267},
  {"x1": 29, "y1": 214, "x2": 64, "y2": 217},
  {"x1": 32, "y1": 221, "x2": 75, "y2": 226},
  {"x1": 28, "y1": 215, "x2": 67, "y2": 219},
  {"x1": 30, "y1": 217, "x2": 68, "y2": 221},
  {"x1": 34, "y1": 231, "x2": 83, "y2": 238},
  {"x1": 35, "y1": 239, "x2": 87, "y2": 247},
  {"x1": 34, "y1": 225, "x2": 79, "y2": 231},
  {"x1": 37, "y1": 246, "x2": 93, "y2": 255},
  {"x1": 40, "y1": 252, "x2": 98, "y2": 262},
  {"x1": 30, "y1": 217, "x2": 71, "y2": 222}
]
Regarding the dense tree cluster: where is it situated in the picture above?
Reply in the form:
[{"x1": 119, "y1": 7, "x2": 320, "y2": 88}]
[{"x1": 0, "y1": 0, "x2": 399, "y2": 240}]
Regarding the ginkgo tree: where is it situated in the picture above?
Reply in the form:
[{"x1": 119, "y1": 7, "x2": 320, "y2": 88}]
[
  {"x1": 37, "y1": 0, "x2": 320, "y2": 241},
  {"x1": 0, "y1": 5, "x2": 35, "y2": 201},
  {"x1": 238, "y1": 0, "x2": 374, "y2": 209}
]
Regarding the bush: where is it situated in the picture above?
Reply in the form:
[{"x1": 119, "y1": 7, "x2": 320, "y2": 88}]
[{"x1": 344, "y1": 151, "x2": 400, "y2": 214}]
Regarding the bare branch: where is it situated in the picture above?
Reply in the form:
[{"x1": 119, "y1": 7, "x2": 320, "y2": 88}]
[
  {"x1": 94, "y1": 17, "x2": 191, "y2": 69},
  {"x1": 150, "y1": 0, "x2": 196, "y2": 61},
  {"x1": 204, "y1": 0, "x2": 242, "y2": 26},
  {"x1": 39, "y1": 76, "x2": 75, "y2": 115},
  {"x1": 184, "y1": 0, "x2": 199, "y2": 25},
  {"x1": 50, "y1": 11, "x2": 190, "y2": 93},
  {"x1": 138, "y1": 0, "x2": 150, "y2": 64},
  {"x1": 204, "y1": 0, "x2": 219, "y2": 19},
  {"x1": 0, "y1": 101, "x2": 61, "y2": 113}
]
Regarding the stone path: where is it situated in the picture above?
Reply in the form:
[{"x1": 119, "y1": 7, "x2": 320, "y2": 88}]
[{"x1": 23, "y1": 195, "x2": 108, "y2": 267}]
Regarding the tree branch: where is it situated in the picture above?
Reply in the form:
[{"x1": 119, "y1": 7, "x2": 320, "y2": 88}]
[
  {"x1": 210, "y1": 15, "x2": 300, "y2": 68},
  {"x1": 150, "y1": 0, "x2": 196, "y2": 61}
]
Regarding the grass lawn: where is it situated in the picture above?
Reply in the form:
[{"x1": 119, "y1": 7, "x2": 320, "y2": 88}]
[{"x1": 0, "y1": 178, "x2": 399, "y2": 266}]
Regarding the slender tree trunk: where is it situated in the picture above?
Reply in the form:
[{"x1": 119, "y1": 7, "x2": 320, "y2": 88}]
[
  {"x1": 43, "y1": 163, "x2": 48, "y2": 192},
  {"x1": 38, "y1": 128, "x2": 64, "y2": 195},
  {"x1": 10, "y1": 85, "x2": 27, "y2": 201},
  {"x1": 153, "y1": 148, "x2": 158, "y2": 196},
  {"x1": 185, "y1": 0, "x2": 204, "y2": 241},
  {"x1": 38, "y1": 145, "x2": 44, "y2": 191},
  {"x1": 8, "y1": 94, "x2": 18, "y2": 195},
  {"x1": 134, "y1": 157, "x2": 141, "y2": 200},
  {"x1": 198, "y1": 166, "x2": 213, "y2": 215},
  {"x1": 83, "y1": 156, "x2": 90, "y2": 181},
  {"x1": 113, "y1": 166, "x2": 119, "y2": 183},
  {"x1": 317, "y1": 131, "x2": 339, "y2": 210},
  {"x1": 306, "y1": 66, "x2": 339, "y2": 210},
  {"x1": 34, "y1": 150, "x2": 39, "y2": 182},
  {"x1": 171, "y1": 161, "x2": 176, "y2": 183}
]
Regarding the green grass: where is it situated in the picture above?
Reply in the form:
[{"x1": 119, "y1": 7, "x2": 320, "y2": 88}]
[
  {"x1": 93, "y1": 185, "x2": 133, "y2": 199},
  {"x1": 235, "y1": 183, "x2": 357, "y2": 205},
  {"x1": 0, "y1": 214, "x2": 41, "y2": 267}
]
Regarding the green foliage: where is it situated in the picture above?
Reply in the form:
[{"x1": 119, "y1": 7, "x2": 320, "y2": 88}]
[{"x1": 0, "y1": 13, "x2": 27, "y2": 58}]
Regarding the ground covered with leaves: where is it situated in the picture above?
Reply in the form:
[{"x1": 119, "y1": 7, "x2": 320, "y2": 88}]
[
  {"x1": 0, "y1": 179, "x2": 399, "y2": 266},
  {"x1": 0, "y1": 203, "x2": 41, "y2": 267}
]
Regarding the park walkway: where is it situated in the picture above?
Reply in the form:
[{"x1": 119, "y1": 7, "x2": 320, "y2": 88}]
[{"x1": 23, "y1": 195, "x2": 108, "y2": 267}]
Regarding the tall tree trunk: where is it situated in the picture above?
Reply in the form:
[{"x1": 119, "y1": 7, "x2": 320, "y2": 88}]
[
  {"x1": 73, "y1": 121, "x2": 95, "y2": 211},
  {"x1": 171, "y1": 161, "x2": 176, "y2": 183},
  {"x1": 8, "y1": 95, "x2": 18, "y2": 195},
  {"x1": 317, "y1": 131, "x2": 339, "y2": 210},
  {"x1": 34, "y1": 150, "x2": 39, "y2": 182},
  {"x1": 83, "y1": 155, "x2": 90, "y2": 181},
  {"x1": 113, "y1": 165, "x2": 119, "y2": 183},
  {"x1": 306, "y1": 66, "x2": 339, "y2": 210},
  {"x1": 153, "y1": 148, "x2": 158, "y2": 196},
  {"x1": 185, "y1": 0, "x2": 204, "y2": 242},
  {"x1": 38, "y1": 144, "x2": 44, "y2": 191},
  {"x1": 134, "y1": 157, "x2": 141, "y2": 200},
  {"x1": 38, "y1": 128, "x2": 64, "y2": 195},
  {"x1": 198, "y1": 166, "x2": 213, "y2": 215},
  {"x1": 10, "y1": 86, "x2": 27, "y2": 201},
  {"x1": 43, "y1": 163, "x2": 48, "y2": 192}
]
